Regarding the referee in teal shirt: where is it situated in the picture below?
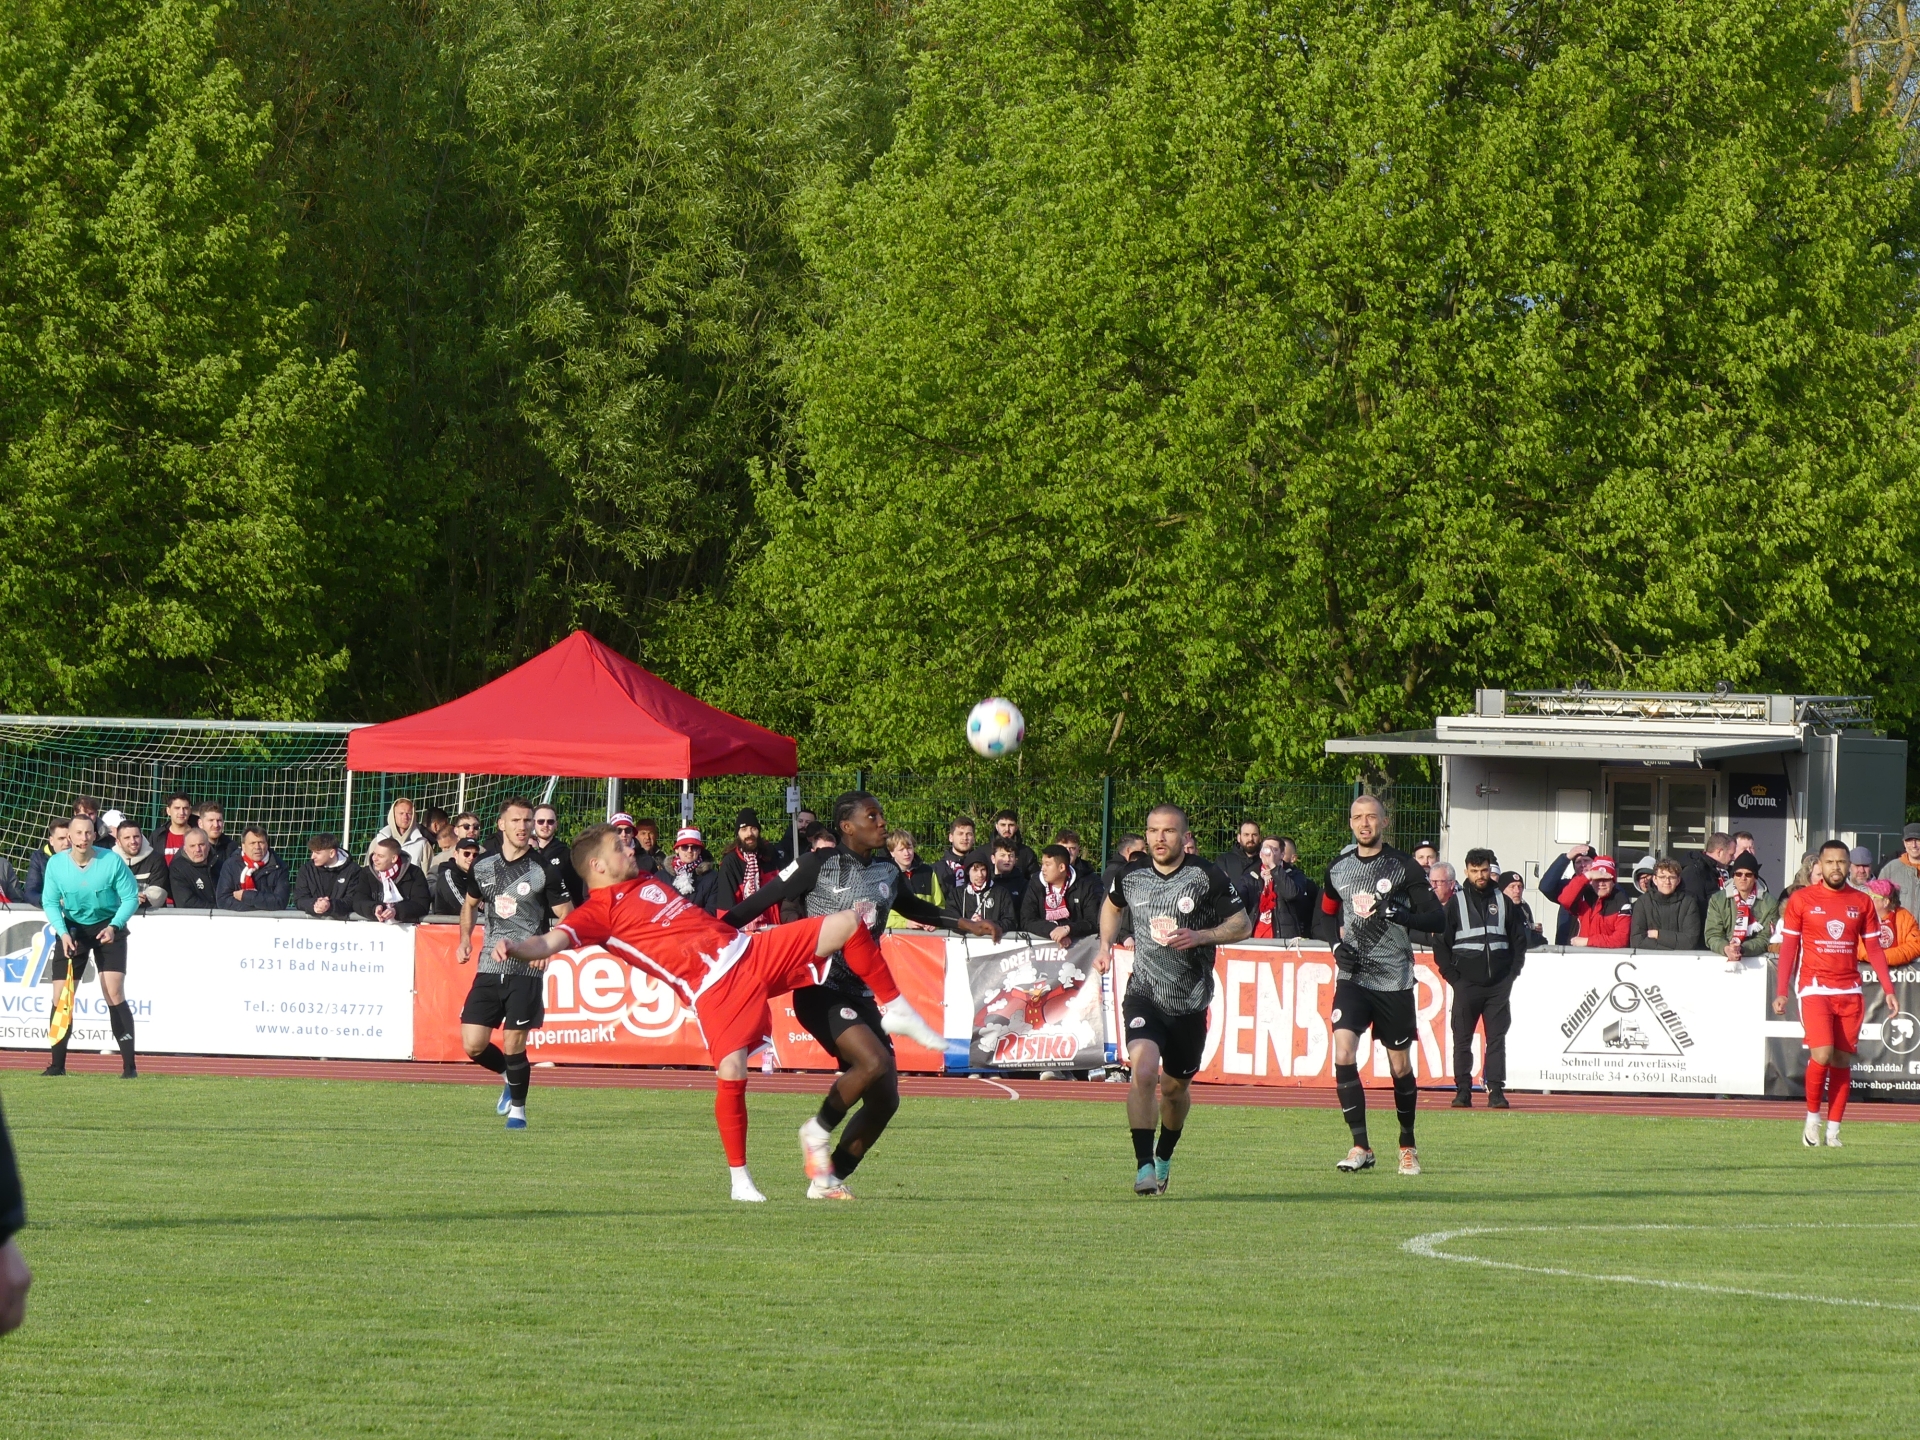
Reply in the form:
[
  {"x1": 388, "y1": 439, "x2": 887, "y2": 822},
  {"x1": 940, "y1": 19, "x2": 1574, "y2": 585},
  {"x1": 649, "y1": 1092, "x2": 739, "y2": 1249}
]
[{"x1": 40, "y1": 813, "x2": 140, "y2": 1077}]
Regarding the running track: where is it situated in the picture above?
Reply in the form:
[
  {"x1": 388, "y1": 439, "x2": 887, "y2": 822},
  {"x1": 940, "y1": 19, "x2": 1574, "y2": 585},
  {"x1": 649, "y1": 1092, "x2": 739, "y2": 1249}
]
[{"x1": 6, "y1": 1050, "x2": 1920, "y2": 1122}]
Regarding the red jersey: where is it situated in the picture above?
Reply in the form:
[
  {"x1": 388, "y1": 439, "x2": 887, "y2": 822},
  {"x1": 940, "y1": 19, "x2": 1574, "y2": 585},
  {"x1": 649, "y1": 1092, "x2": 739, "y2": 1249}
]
[
  {"x1": 1778, "y1": 882, "x2": 1895, "y2": 999},
  {"x1": 558, "y1": 877, "x2": 748, "y2": 1006}
]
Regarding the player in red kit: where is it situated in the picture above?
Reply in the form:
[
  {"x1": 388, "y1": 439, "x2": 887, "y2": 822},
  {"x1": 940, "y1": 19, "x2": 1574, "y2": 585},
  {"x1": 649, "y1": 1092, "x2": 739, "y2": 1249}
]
[
  {"x1": 1773, "y1": 839, "x2": 1902, "y2": 1148},
  {"x1": 497, "y1": 822, "x2": 933, "y2": 1202}
]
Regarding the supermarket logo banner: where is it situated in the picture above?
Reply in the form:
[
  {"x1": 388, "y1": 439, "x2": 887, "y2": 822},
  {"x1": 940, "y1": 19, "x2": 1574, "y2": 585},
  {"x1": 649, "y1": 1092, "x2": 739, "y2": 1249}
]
[
  {"x1": 963, "y1": 935, "x2": 1106, "y2": 1071},
  {"x1": 412, "y1": 924, "x2": 947, "y2": 1070}
]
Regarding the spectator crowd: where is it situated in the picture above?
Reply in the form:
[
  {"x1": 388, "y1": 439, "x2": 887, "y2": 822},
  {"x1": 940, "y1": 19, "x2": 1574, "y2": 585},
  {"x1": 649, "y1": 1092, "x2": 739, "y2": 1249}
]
[{"x1": 7, "y1": 793, "x2": 1919, "y2": 968}]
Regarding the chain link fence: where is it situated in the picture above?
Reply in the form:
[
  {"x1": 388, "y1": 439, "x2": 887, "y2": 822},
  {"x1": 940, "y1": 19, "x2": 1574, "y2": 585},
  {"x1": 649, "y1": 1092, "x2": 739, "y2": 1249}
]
[{"x1": 0, "y1": 719, "x2": 1434, "y2": 879}]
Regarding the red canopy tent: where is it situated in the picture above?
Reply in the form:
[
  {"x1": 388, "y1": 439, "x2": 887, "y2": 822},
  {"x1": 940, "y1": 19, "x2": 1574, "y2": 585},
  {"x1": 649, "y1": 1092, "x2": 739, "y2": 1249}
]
[{"x1": 345, "y1": 630, "x2": 796, "y2": 782}]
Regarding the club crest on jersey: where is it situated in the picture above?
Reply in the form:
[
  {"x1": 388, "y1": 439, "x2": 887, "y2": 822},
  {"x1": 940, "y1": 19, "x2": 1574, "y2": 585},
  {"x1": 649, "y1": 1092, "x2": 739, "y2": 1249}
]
[
  {"x1": 1375, "y1": 877, "x2": 1393, "y2": 894},
  {"x1": 641, "y1": 883, "x2": 670, "y2": 905},
  {"x1": 1827, "y1": 919, "x2": 1847, "y2": 940},
  {"x1": 839, "y1": 1007, "x2": 858, "y2": 1020},
  {"x1": 1129, "y1": 1016, "x2": 1145, "y2": 1028},
  {"x1": 1177, "y1": 896, "x2": 1194, "y2": 914},
  {"x1": 517, "y1": 881, "x2": 531, "y2": 895}
]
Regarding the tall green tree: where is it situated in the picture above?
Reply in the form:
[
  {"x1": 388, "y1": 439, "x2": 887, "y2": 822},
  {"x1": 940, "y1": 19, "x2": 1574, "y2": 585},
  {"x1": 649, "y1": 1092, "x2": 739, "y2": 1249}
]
[
  {"x1": 737, "y1": 0, "x2": 1920, "y2": 775},
  {"x1": 0, "y1": 0, "x2": 360, "y2": 717},
  {"x1": 222, "y1": 0, "x2": 908, "y2": 715}
]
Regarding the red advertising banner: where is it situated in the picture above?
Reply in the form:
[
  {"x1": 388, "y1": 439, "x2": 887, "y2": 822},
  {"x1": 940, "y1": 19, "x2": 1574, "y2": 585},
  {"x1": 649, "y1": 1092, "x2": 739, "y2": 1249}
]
[
  {"x1": 413, "y1": 925, "x2": 947, "y2": 1072},
  {"x1": 1108, "y1": 944, "x2": 1467, "y2": 1087}
]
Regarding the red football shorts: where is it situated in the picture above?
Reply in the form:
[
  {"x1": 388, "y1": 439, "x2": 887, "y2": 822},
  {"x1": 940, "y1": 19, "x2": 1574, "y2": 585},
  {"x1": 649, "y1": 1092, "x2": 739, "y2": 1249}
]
[
  {"x1": 1800, "y1": 991, "x2": 1864, "y2": 1053},
  {"x1": 693, "y1": 917, "x2": 829, "y2": 1062}
]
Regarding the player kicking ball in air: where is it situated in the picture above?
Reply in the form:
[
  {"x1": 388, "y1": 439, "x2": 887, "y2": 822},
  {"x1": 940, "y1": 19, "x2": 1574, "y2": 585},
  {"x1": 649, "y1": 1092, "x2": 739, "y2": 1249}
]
[
  {"x1": 1093, "y1": 804, "x2": 1251, "y2": 1196},
  {"x1": 722, "y1": 791, "x2": 998, "y2": 1199},
  {"x1": 498, "y1": 822, "x2": 941, "y2": 1202},
  {"x1": 1314, "y1": 795, "x2": 1444, "y2": 1176},
  {"x1": 1774, "y1": 838, "x2": 1900, "y2": 1148}
]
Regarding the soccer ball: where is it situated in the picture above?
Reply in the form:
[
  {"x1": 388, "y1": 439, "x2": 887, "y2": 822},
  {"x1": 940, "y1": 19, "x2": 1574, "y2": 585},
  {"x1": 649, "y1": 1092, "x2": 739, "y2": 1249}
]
[{"x1": 966, "y1": 697, "x2": 1026, "y2": 758}]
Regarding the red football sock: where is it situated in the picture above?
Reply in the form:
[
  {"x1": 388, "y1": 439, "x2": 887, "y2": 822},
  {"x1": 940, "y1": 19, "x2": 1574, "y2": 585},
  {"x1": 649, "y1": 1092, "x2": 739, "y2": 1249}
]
[
  {"x1": 1804, "y1": 1059, "x2": 1829, "y2": 1115},
  {"x1": 715, "y1": 1076, "x2": 749, "y2": 1166},
  {"x1": 839, "y1": 922, "x2": 901, "y2": 1005},
  {"x1": 1827, "y1": 1066, "x2": 1852, "y2": 1124}
]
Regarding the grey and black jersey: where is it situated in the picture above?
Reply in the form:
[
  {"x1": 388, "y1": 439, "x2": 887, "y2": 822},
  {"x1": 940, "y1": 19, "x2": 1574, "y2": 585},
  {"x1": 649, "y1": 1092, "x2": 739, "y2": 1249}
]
[
  {"x1": 1108, "y1": 856, "x2": 1244, "y2": 1016},
  {"x1": 718, "y1": 842, "x2": 949, "y2": 997},
  {"x1": 465, "y1": 851, "x2": 554, "y2": 976},
  {"x1": 1317, "y1": 843, "x2": 1437, "y2": 993}
]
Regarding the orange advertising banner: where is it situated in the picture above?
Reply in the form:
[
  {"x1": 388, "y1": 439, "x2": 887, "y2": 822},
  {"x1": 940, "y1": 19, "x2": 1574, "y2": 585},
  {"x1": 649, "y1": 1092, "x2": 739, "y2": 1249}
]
[
  {"x1": 1108, "y1": 944, "x2": 1467, "y2": 1087},
  {"x1": 412, "y1": 924, "x2": 948, "y2": 1072}
]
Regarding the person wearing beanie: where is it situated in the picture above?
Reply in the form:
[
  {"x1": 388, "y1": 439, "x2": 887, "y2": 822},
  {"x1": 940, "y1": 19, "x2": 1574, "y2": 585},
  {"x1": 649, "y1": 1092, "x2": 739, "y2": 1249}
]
[
  {"x1": 719, "y1": 808, "x2": 783, "y2": 924},
  {"x1": 668, "y1": 828, "x2": 727, "y2": 914},
  {"x1": 1555, "y1": 853, "x2": 1632, "y2": 948},
  {"x1": 1705, "y1": 854, "x2": 1781, "y2": 971},
  {"x1": 1860, "y1": 877, "x2": 1920, "y2": 968}
]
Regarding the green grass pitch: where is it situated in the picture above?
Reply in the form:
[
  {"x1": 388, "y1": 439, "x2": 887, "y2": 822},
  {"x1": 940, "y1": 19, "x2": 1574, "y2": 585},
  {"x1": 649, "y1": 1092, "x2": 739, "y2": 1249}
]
[{"x1": 2, "y1": 1074, "x2": 1917, "y2": 1438}]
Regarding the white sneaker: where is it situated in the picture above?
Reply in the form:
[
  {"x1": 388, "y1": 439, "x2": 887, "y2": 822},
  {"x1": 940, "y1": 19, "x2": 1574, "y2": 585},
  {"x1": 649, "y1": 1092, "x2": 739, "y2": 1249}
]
[
  {"x1": 1803, "y1": 1113, "x2": 1823, "y2": 1148},
  {"x1": 879, "y1": 997, "x2": 944, "y2": 1051},
  {"x1": 798, "y1": 1117, "x2": 834, "y2": 1182},
  {"x1": 729, "y1": 1166, "x2": 767, "y2": 1203},
  {"x1": 807, "y1": 1174, "x2": 855, "y2": 1200},
  {"x1": 1398, "y1": 1146, "x2": 1421, "y2": 1177},
  {"x1": 1826, "y1": 1123, "x2": 1843, "y2": 1148}
]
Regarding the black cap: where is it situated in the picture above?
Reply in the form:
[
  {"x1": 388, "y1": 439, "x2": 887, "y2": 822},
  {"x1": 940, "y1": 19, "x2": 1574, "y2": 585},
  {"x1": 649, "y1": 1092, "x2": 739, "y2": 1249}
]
[
  {"x1": 1413, "y1": 839, "x2": 1436, "y2": 850},
  {"x1": 1496, "y1": 871, "x2": 1523, "y2": 887},
  {"x1": 1729, "y1": 853, "x2": 1760, "y2": 875},
  {"x1": 736, "y1": 807, "x2": 761, "y2": 829},
  {"x1": 455, "y1": 836, "x2": 479, "y2": 852},
  {"x1": 1905, "y1": 823, "x2": 1920, "y2": 841}
]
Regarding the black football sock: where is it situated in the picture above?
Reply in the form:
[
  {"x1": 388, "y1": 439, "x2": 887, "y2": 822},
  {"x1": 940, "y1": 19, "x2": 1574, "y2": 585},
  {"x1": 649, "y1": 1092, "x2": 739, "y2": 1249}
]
[
  {"x1": 471, "y1": 1043, "x2": 507, "y2": 1074},
  {"x1": 831, "y1": 1078, "x2": 898, "y2": 1179},
  {"x1": 1155, "y1": 1126, "x2": 1182, "y2": 1162},
  {"x1": 1393, "y1": 1068, "x2": 1419, "y2": 1148},
  {"x1": 108, "y1": 1001, "x2": 136, "y2": 1072},
  {"x1": 1132, "y1": 1127, "x2": 1156, "y2": 1167},
  {"x1": 46, "y1": 1034, "x2": 69, "y2": 1073},
  {"x1": 814, "y1": 1090, "x2": 850, "y2": 1133},
  {"x1": 504, "y1": 1052, "x2": 531, "y2": 1107},
  {"x1": 1335, "y1": 1063, "x2": 1369, "y2": 1149}
]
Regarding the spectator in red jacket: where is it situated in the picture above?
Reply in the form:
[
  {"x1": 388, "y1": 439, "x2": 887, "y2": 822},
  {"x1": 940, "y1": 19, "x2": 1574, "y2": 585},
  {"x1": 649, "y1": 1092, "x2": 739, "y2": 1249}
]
[{"x1": 1557, "y1": 855, "x2": 1633, "y2": 947}]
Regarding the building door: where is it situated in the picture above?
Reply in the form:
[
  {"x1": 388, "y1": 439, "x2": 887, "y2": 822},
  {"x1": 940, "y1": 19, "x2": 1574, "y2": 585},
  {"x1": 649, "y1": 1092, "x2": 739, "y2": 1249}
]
[{"x1": 1607, "y1": 773, "x2": 1717, "y2": 865}]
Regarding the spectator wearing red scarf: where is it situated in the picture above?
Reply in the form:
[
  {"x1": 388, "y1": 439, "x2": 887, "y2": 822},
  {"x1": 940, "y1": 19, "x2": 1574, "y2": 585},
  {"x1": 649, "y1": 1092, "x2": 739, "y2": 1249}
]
[
  {"x1": 1018, "y1": 846, "x2": 1099, "y2": 942},
  {"x1": 216, "y1": 826, "x2": 289, "y2": 911}
]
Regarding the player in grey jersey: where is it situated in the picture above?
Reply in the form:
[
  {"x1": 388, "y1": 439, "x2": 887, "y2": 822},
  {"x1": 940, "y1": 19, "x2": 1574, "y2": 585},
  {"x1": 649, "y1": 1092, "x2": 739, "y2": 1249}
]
[
  {"x1": 1312, "y1": 793, "x2": 1443, "y2": 1175},
  {"x1": 454, "y1": 797, "x2": 570, "y2": 1129},
  {"x1": 722, "y1": 791, "x2": 997, "y2": 1198},
  {"x1": 1094, "y1": 803, "x2": 1251, "y2": 1195}
]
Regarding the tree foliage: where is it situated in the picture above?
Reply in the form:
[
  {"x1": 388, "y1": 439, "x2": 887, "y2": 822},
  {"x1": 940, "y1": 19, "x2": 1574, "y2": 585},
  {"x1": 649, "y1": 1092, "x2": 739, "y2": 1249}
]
[
  {"x1": 736, "y1": 0, "x2": 1920, "y2": 775},
  {"x1": 0, "y1": 0, "x2": 360, "y2": 716}
]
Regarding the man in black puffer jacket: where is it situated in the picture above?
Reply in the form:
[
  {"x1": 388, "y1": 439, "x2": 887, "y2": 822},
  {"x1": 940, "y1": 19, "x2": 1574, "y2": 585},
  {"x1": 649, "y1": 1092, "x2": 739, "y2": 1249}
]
[
  {"x1": 167, "y1": 829, "x2": 222, "y2": 909},
  {"x1": 1631, "y1": 857, "x2": 1705, "y2": 950},
  {"x1": 1434, "y1": 848, "x2": 1531, "y2": 1109},
  {"x1": 294, "y1": 834, "x2": 363, "y2": 920}
]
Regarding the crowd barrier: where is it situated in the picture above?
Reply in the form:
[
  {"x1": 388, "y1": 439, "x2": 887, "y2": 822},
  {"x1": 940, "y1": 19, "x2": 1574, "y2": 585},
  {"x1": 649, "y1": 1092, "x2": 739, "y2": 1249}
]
[{"x1": 4, "y1": 906, "x2": 1917, "y2": 1100}]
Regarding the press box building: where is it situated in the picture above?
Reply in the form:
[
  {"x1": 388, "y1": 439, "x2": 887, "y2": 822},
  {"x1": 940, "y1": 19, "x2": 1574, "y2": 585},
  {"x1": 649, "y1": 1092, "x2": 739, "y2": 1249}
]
[{"x1": 1326, "y1": 690, "x2": 1909, "y2": 920}]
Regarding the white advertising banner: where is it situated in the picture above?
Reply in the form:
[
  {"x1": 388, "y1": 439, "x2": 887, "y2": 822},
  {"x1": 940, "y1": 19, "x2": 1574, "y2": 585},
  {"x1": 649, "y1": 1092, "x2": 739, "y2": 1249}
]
[
  {"x1": 1505, "y1": 952, "x2": 1767, "y2": 1094},
  {"x1": 0, "y1": 910, "x2": 413, "y2": 1060}
]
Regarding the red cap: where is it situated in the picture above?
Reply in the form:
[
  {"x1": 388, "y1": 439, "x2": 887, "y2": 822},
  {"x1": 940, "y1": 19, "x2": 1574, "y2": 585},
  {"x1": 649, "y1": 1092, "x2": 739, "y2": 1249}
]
[{"x1": 1586, "y1": 855, "x2": 1617, "y2": 879}]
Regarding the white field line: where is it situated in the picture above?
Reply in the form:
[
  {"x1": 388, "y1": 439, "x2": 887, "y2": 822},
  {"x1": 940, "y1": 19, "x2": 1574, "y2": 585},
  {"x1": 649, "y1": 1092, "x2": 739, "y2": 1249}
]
[
  {"x1": 972, "y1": 1076, "x2": 1021, "y2": 1100},
  {"x1": 1403, "y1": 1223, "x2": 1920, "y2": 1313}
]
